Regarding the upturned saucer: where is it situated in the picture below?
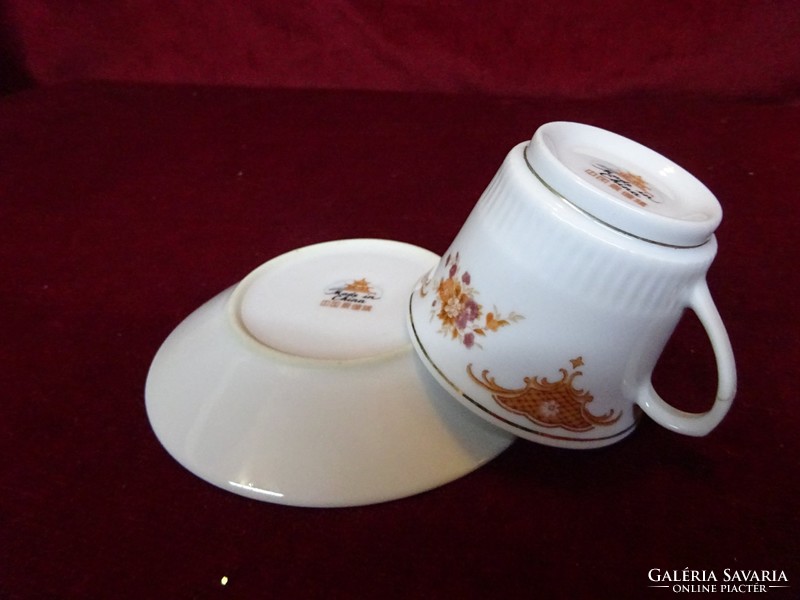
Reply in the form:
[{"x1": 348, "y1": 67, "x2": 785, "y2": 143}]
[{"x1": 145, "y1": 239, "x2": 514, "y2": 507}]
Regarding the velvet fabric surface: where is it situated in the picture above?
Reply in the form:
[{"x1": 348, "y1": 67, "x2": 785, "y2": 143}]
[
  {"x1": 1, "y1": 82, "x2": 798, "y2": 598},
  {"x1": 5, "y1": 1, "x2": 800, "y2": 99}
]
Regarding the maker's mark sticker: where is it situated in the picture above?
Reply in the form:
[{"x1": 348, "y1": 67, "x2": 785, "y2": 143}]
[
  {"x1": 320, "y1": 278, "x2": 382, "y2": 312},
  {"x1": 585, "y1": 162, "x2": 661, "y2": 208}
]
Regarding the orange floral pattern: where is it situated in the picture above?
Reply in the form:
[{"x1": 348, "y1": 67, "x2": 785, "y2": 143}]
[{"x1": 422, "y1": 252, "x2": 523, "y2": 348}]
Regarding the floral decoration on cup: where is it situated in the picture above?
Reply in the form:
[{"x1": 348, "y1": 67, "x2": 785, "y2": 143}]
[
  {"x1": 422, "y1": 252, "x2": 523, "y2": 349},
  {"x1": 467, "y1": 357, "x2": 622, "y2": 432}
]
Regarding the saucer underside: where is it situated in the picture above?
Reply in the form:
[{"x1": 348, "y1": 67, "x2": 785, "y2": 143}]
[{"x1": 145, "y1": 239, "x2": 513, "y2": 507}]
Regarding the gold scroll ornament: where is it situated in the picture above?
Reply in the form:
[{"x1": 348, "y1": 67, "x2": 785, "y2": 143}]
[{"x1": 467, "y1": 357, "x2": 621, "y2": 432}]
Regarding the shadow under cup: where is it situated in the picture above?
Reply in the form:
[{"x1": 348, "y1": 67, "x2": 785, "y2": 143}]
[{"x1": 407, "y1": 123, "x2": 736, "y2": 450}]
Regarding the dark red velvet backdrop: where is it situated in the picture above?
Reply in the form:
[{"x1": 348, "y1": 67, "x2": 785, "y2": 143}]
[
  {"x1": 1, "y1": 2, "x2": 800, "y2": 599},
  {"x1": 2, "y1": 82, "x2": 799, "y2": 599},
  {"x1": 4, "y1": 1, "x2": 800, "y2": 98}
]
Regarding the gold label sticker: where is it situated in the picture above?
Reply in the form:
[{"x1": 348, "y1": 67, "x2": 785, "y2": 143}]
[
  {"x1": 585, "y1": 162, "x2": 657, "y2": 208},
  {"x1": 320, "y1": 278, "x2": 381, "y2": 312}
]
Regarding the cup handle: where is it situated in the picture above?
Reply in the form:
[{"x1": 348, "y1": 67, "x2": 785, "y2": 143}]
[{"x1": 636, "y1": 281, "x2": 737, "y2": 437}]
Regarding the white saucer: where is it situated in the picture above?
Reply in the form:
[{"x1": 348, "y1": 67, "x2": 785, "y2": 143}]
[{"x1": 145, "y1": 239, "x2": 514, "y2": 507}]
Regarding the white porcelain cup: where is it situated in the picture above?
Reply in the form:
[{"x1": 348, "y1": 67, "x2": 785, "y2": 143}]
[{"x1": 408, "y1": 122, "x2": 737, "y2": 449}]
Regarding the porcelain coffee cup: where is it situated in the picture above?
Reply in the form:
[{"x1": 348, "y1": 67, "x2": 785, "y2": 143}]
[{"x1": 408, "y1": 122, "x2": 736, "y2": 449}]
